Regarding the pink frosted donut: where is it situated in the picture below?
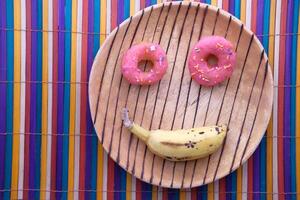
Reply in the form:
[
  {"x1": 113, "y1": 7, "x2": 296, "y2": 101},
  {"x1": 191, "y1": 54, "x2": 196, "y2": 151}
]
[
  {"x1": 121, "y1": 43, "x2": 168, "y2": 85},
  {"x1": 188, "y1": 36, "x2": 236, "y2": 86}
]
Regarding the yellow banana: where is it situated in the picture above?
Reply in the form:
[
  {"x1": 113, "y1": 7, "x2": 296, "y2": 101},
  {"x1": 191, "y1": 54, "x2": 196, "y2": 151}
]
[{"x1": 122, "y1": 108, "x2": 227, "y2": 161}]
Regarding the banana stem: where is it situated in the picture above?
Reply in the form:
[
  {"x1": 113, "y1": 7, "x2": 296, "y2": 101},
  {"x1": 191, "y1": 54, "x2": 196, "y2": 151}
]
[{"x1": 121, "y1": 108, "x2": 151, "y2": 142}]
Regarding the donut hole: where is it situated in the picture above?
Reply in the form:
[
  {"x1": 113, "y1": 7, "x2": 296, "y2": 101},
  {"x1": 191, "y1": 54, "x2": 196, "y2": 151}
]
[
  {"x1": 138, "y1": 59, "x2": 154, "y2": 72},
  {"x1": 205, "y1": 54, "x2": 219, "y2": 68}
]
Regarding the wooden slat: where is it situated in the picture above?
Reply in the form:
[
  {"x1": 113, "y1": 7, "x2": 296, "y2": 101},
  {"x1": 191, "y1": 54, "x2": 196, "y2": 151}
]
[{"x1": 89, "y1": 2, "x2": 273, "y2": 188}]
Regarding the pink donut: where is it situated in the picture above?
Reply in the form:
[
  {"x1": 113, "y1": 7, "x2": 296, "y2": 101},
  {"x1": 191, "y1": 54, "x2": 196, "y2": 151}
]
[
  {"x1": 188, "y1": 36, "x2": 236, "y2": 86},
  {"x1": 121, "y1": 43, "x2": 168, "y2": 85}
]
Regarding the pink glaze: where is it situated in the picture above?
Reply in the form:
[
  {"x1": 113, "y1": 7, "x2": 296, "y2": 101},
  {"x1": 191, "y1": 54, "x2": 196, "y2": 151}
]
[
  {"x1": 188, "y1": 36, "x2": 236, "y2": 86},
  {"x1": 121, "y1": 43, "x2": 168, "y2": 85}
]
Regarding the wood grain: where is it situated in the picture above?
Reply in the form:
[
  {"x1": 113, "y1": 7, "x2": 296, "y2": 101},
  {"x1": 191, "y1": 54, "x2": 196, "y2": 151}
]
[{"x1": 88, "y1": 2, "x2": 273, "y2": 188}]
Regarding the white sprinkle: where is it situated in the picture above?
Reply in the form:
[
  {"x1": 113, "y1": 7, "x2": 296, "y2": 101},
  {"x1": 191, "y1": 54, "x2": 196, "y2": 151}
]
[
  {"x1": 195, "y1": 47, "x2": 200, "y2": 52},
  {"x1": 150, "y1": 45, "x2": 156, "y2": 51},
  {"x1": 202, "y1": 77, "x2": 209, "y2": 82}
]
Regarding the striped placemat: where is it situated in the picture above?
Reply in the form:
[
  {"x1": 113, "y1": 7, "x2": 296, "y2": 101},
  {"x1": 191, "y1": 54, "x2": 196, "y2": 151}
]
[{"x1": 0, "y1": 0, "x2": 299, "y2": 199}]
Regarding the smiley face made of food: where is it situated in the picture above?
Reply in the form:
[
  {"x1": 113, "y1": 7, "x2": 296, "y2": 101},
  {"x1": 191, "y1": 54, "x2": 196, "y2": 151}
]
[{"x1": 120, "y1": 36, "x2": 236, "y2": 161}]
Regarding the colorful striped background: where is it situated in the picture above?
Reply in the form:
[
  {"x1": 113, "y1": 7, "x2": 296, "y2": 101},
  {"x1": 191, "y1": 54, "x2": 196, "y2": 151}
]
[{"x1": 0, "y1": 0, "x2": 299, "y2": 199}]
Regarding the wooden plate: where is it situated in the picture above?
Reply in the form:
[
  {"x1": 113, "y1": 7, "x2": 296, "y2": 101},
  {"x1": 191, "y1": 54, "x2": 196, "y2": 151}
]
[{"x1": 89, "y1": 2, "x2": 273, "y2": 188}]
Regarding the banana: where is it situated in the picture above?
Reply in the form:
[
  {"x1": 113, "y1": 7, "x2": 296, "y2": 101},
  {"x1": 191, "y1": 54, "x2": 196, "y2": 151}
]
[{"x1": 121, "y1": 108, "x2": 227, "y2": 161}]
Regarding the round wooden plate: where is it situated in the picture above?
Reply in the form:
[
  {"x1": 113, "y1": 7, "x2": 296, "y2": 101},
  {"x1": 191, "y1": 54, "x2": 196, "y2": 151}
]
[{"x1": 89, "y1": 2, "x2": 273, "y2": 188}]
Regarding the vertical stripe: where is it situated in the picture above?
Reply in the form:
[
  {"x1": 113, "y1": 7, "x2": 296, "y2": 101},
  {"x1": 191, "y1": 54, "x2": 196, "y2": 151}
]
[
  {"x1": 240, "y1": 0, "x2": 246, "y2": 23},
  {"x1": 124, "y1": 0, "x2": 130, "y2": 19},
  {"x1": 214, "y1": 181, "x2": 219, "y2": 200},
  {"x1": 152, "y1": 185, "x2": 157, "y2": 200},
  {"x1": 219, "y1": 178, "x2": 226, "y2": 200},
  {"x1": 296, "y1": 4, "x2": 300, "y2": 199},
  {"x1": 140, "y1": 0, "x2": 145, "y2": 9},
  {"x1": 45, "y1": 0, "x2": 53, "y2": 199},
  {"x1": 232, "y1": 172, "x2": 237, "y2": 200},
  {"x1": 118, "y1": 0, "x2": 124, "y2": 24},
  {"x1": 120, "y1": 169, "x2": 127, "y2": 200},
  {"x1": 288, "y1": 0, "x2": 299, "y2": 199},
  {"x1": 245, "y1": 0, "x2": 251, "y2": 29},
  {"x1": 135, "y1": 0, "x2": 141, "y2": 14},
  {"x1": 102, "y1": 152, "x2": 108, "y2": 200},
  {"x1": 4, "y1": 0, "x2": 14, "y2": 199},
  {"x1": 62, "y1": 0, "x2": 71, "y2": 199},
  {"x1": 0, "y1": 0, "x2": 7, "y2": 196},
  {"x1": 229, "y1": 0, "x2": 234, "y2": 14},
  {"x1": 126, "y1": 173, "x2": 132, "y2": 200},
  {"x1": 85, "y1": 0, "x2": 95, "y2": 198},
  {"x1": 180, "y1": 189, "x2": 186, "y2": 200},
  {"x1": 29, "y1": 0, "x2": 37, "y2": 198},
  {"x1": 262, "y1": 0, "x2": 270, "y2": 52},
  {"x1": 168, "y1": 189, "x2": 179, "y2": 200},
  {"x1": 247, "y1": 157, "x2": 253, "y2": 200},
  {"x1": 260, "y1": 138, "x2": 267, "y2": 200},
  {"x1": 273, "y1": 0, "x2": 281, "y2": 200},
  {"x1": 35, "y1": 0, "x2": 43, "y2": 198},
  {"x1": 133, "y1": 177, "x2": 137, "y2": 200},
  {"x1": 211, "y1": 0, "x2": 217, "y2": 6},
  {"x1": 74, "y1": 0, "x2": 83, "y2": 199},
  {"x1": 56, "y1": 0, "x2": 65, "y2": 198},
  {"x1": 23, "y1": 0, "x2": 31, "y2": 198},
  {"x1": 191, "y1": 188, "x2": 196, "y2": 200},
  {"x1": 100, "y1": 0, "x2": 107, "y2": 45},
  {"x1": 236, "y1": 167, "x2": 242, "y2": 200},
  {"x1": 284, "y1": 0, "x2": 293, "y2": 198},
  {"x1": 267, "y1": 0, "x2": 276, "y2": 199},
  {"x1": 130, "y1": 0, "x2": 136, "y2": 16},
  {"x1": 217, "y1": 0, "x2": 222, "y2": 9},
  {"x1": 278, "y1": 0, "x2": 288, "y2": 199},
  {"x1": 290, "y1": 1, "x2": 299, "y2": 200},
  {"x1": 158, "y1": 187, "x2": 163, "y2": 200},
  {"x1": 97, "y1": 1, "x2": 105, "y2": 198},
  {"x1": 40, "y1": 0, "x2": 48, "y2": 199},
  {"x1": 97, "y1": 146, "x2": 104, "y2": 200},
  {"x1": 11, "y1": 0, "x2": 21, "y2": 199},
  {"x1": 222, "y1": 0, "x2": 228, "y2": 11},
  {"x1": 68, "y1": 0, "x2": 77, "y2": 199},
  {"x1": 114, "y1": 165, "x2": 123, "y2": 200},
  {"x1": 234, "y1": 0, "x2": 240, "y2": 19},
  {"x1": 18, "y1": 0, "x2": 26, "y2": 198},
  {"x1": 106, "y1": 0, "x2": 111, "y2": 33},
  {"x1": 79, "y1": 0, "x2": 88, "y2": 198},
  {"x1": 107, "y1": 157, "x2": 115, "y2": 200},
  {"x1": 88, "y1": 0, "x2": 99, "y2": 198},
  {"x1": 207, "y1": 183, "x2": 214, "y2": 200},
  {"x1": 50, "y1": 0, "x2": 58, "y2": 197},
  {"x1": 136, "y1": 179, "x2": 142, "y2": 200},
  {"x1": 226, "y1": 172, "x2": 232, "y2": 200},
  {"x1": 111, "y1": 0, "x2": 117, "y2": 29},
  {"x1": 251, "y1": 0, "x2": 257, "y2": 32},
  {"x1": 142, "y1": 183, "x2": 152, "y2": 200},
  {"x1": 242, "y1": 162, "x2": 247, "y2": 200}
]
